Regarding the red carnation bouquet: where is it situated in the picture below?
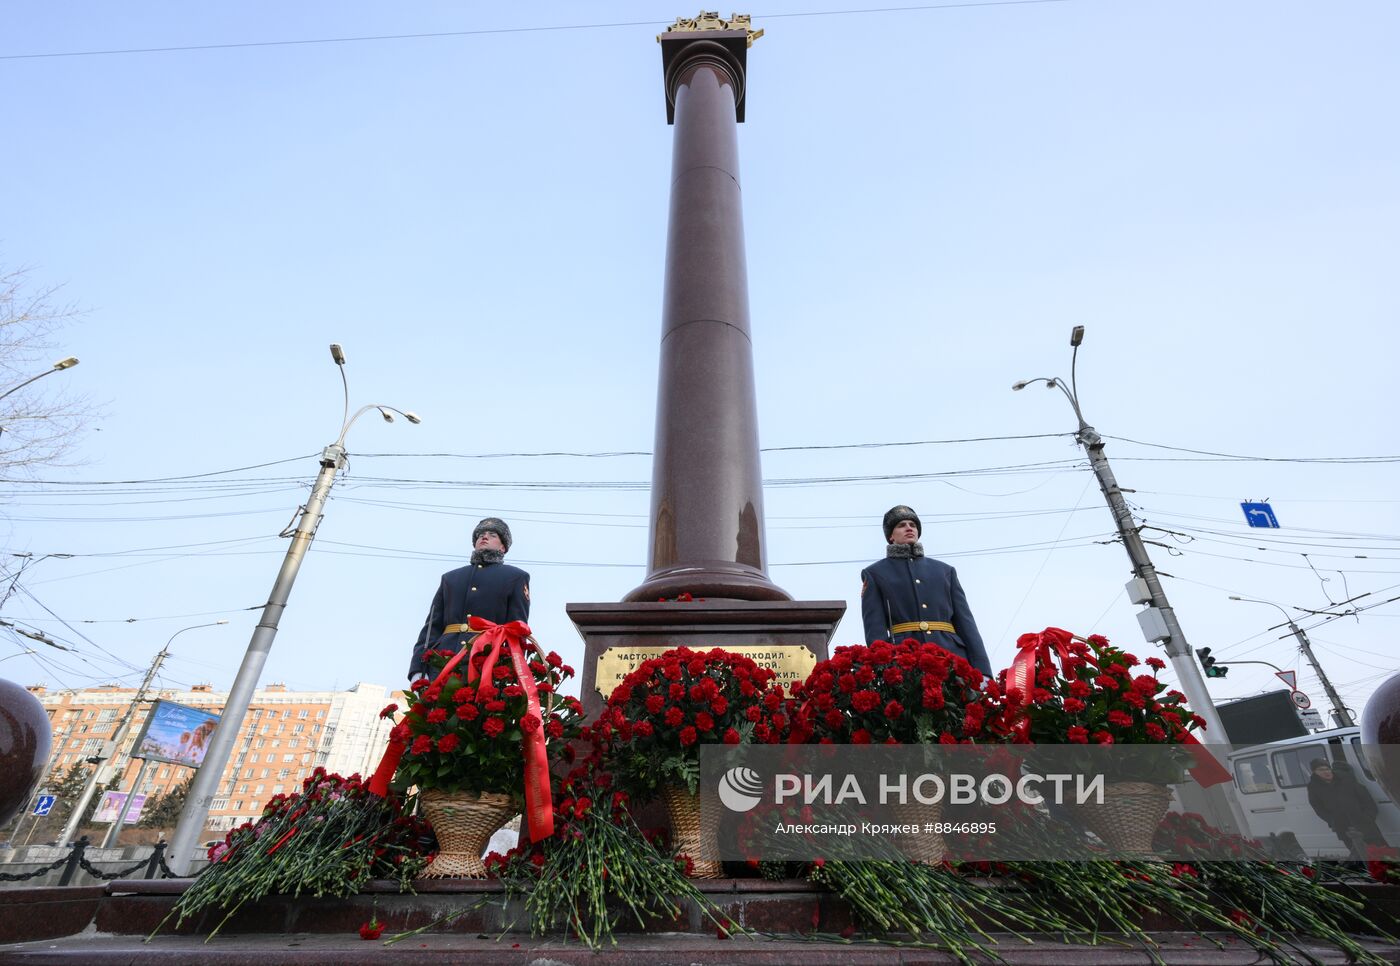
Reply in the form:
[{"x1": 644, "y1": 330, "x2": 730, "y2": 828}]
[
  {"x1": 788, "y1": 639, "x2": 993, "y2": 744},
  {"x1": 990, "y1": 627, "x2": 1204, "y2": 782},
  {"x1": 386, "y1": 645, "x2": 584, "y2": 799},
  {"x1": 599, "y1": 646, "x2": 787, "y2": 798},
  {"x1": 164, "y1": 768, "x2": 433, "y2": 939}
]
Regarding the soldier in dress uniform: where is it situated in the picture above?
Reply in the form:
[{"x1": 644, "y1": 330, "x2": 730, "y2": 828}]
[
  {"x1": 860, "y1": 505, "x2": 993, "y2": 677},
  {"x1": 407, "y1": 517, "x2": 530, "y2": 680}
]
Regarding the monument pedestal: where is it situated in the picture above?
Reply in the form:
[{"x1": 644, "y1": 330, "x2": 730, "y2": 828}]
[{"x1": 567, "y1": 600, "x2": 845, "y2": 717}]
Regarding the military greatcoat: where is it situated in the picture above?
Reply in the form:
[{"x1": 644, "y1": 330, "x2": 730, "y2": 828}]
[
  {"x1": 407, "y1": 560, "x2": 530, "y2": 679},
  {"x1": 860, "y1": 554, "x2": 992, "y2": 677}
]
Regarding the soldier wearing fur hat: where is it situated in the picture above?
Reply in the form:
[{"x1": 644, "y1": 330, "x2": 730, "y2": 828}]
[
  {"x1": 860, "y1": 505, "x2": 992, "y2": 677},
  {"x1": 407, "y1": 517, "x2": 530, "y2": 680}
]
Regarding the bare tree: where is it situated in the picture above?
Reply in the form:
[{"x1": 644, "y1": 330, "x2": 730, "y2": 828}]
[{"x1": 0, "y1": 264, "x2": 90, "y2": 476}]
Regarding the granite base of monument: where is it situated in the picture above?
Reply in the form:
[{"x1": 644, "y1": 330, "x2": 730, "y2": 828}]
[
  {"x1": 3, "y1": 879, "x2": 1399, "y2": 963},
  {"x1": 567, "y1": 600, "x2": 846, "y2": 718}
]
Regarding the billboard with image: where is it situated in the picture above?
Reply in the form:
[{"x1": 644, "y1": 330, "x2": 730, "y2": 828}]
[
  {"x1": 92, "y1": 791, "x2": 147, "y2": 824},
  {"x1": 131, "y1": 700, "x2": 221, "y2": 768}
]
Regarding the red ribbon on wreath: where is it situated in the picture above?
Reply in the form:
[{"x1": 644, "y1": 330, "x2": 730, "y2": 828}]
[
  {"x1": 1006, "y1": 627, "x2": 1231, "y2": 787},
  {"x1": 1007, "y1": 627, "x2": 1077, "y2": 703},
  {"x1": 368, "y1": 618, "x2": 555, "y2": 841}
]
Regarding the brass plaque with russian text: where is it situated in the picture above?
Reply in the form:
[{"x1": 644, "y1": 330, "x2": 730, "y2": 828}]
[{"x1": 593, "y1": 645, "x2": 816, "y2": 700}]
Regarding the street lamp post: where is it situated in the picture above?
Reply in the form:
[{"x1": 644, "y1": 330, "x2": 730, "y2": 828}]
[
  {"x1": 1014, "y1": 325, "x2": 1249, "y2": 833},
  {"x1": 166, "y1": 346, "x2": 419, "y2": 874},
  {"x1": 58, "y1": 621, "x2": 229, "y2": 847},
  {"x1": 98, "y1": 621, "x2": 231, "y2": 849},
  {"x1": 1228, "y1": 596, "x2": 1355, "y2": 727}
]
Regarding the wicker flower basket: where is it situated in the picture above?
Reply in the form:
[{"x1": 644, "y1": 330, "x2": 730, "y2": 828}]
[
  {"x1": 1073, "y1": 781, "x2": 1173, "y2": 856},
  {"x1": 420, "y1": 789, "x2": 517, "y2": 877},
  {"x1": 661, "y1": 784, "x2": 723, "y2": 878},
  {"x1": 891, "y1": 800, "x2": 946, "y2": 863}
]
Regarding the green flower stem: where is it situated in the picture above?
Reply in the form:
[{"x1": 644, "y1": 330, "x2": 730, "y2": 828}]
[{"x1": 493, "y1": 806, "x2": 733, "y2": 949}]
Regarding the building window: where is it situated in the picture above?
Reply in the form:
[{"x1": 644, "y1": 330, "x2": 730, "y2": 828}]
[
  {"x1": 301, "y1": 754, "x2": 312, "y2": 766},
  {"x1": 298, "y1": 709, "x2": 308, "y2": 719},
  {"x1": 211, "y1": 797, "x2": 228, "y2": 810},
  {"x1": 272, "y1": 784, "x2": 284, "y2": 795},
  {"x1": 292, "y1": 724, "x2": 304, "y2": 734},
  {"x1": 239, "y1": 784, "x2": 249, "y2": 794},
  {"x1": 261, "y1": 768, "x2": 270, "y2": 778},
  {"x1": 282, "y1": 754, "x2": 293, "y2": 763},
  {"x1": 256, "y1": 739, "x2": 266, "y2": 749},
  {"x1": 316, "y1": 710, "x2": 325, "y2": 719},
  {"x1": 278, "y1": 769, "x2": 291, "y2": 779}
]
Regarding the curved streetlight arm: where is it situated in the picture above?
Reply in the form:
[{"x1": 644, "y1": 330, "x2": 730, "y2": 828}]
[
  {"x1": 1011, "y1": 375, "x2": 1091, "y2": 437},
  {"x1": 163, "y1": 619, "x2": 231, "y2": 653},
  {"x1": 1070, "y1": 336, "x2": 1083, "y2": 416},
  {"x1": 334, "y1": 404, "x2": 423, "y2": 448},
  {"x1": 0, "y1": 358, "x2": 80, "y2": 403},
  {"x1": 1227, "y1": 595, "x2": 1294, "y2": 629}
]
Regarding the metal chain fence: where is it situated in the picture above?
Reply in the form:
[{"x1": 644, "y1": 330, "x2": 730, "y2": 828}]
[
  {"x1": 0, "y1": 855, "x2": 69, "y2": 882},
  {"x1": 1, "y1": 837, "x2": 177, "y2": 885}
]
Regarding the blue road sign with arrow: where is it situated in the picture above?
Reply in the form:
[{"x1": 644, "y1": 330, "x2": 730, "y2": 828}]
[
  {"x1": 1241, "y1": 502, "x2": 1280, "y2": 528},
  {"x1": 32, "y1": 794, "x2": 55, "y2": 816}
]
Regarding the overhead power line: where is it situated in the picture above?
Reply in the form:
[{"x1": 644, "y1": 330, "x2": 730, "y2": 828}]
[
  {"x1": 0, "y1": 1, "x2": 1069, "y2": 62},
  {"x1": 7, "y1": 433, "x2": 1399, "y2": 492},
  {"x1": 2, "y1": 457, "x2": 1088, "y2": 494},
  {"x1": 1104, "y1": 436, "x2": 1400, "y2": 464}
]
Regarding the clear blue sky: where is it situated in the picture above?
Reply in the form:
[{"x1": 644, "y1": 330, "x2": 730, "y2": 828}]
[{"x1": 2, "y1": 1, "x2": 1397, "y2": 733}]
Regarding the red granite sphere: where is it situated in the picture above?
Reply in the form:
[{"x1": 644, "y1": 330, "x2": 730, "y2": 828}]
[
  {"x1": 1360, "y1": 671, "x2": 1400, "y2": 803},
  {"x1": 0, "y1": 678, "x2": 52, "y2": 826}
]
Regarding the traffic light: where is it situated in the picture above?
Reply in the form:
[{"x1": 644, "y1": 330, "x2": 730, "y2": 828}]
[{"x1": 1197, "y1": 647, "x2": 1229, "y2": 678}]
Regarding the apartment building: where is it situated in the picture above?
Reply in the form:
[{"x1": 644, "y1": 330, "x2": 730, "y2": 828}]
[{"x1": 30, "y1": 681, "x2": 401, "y2": 835}]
